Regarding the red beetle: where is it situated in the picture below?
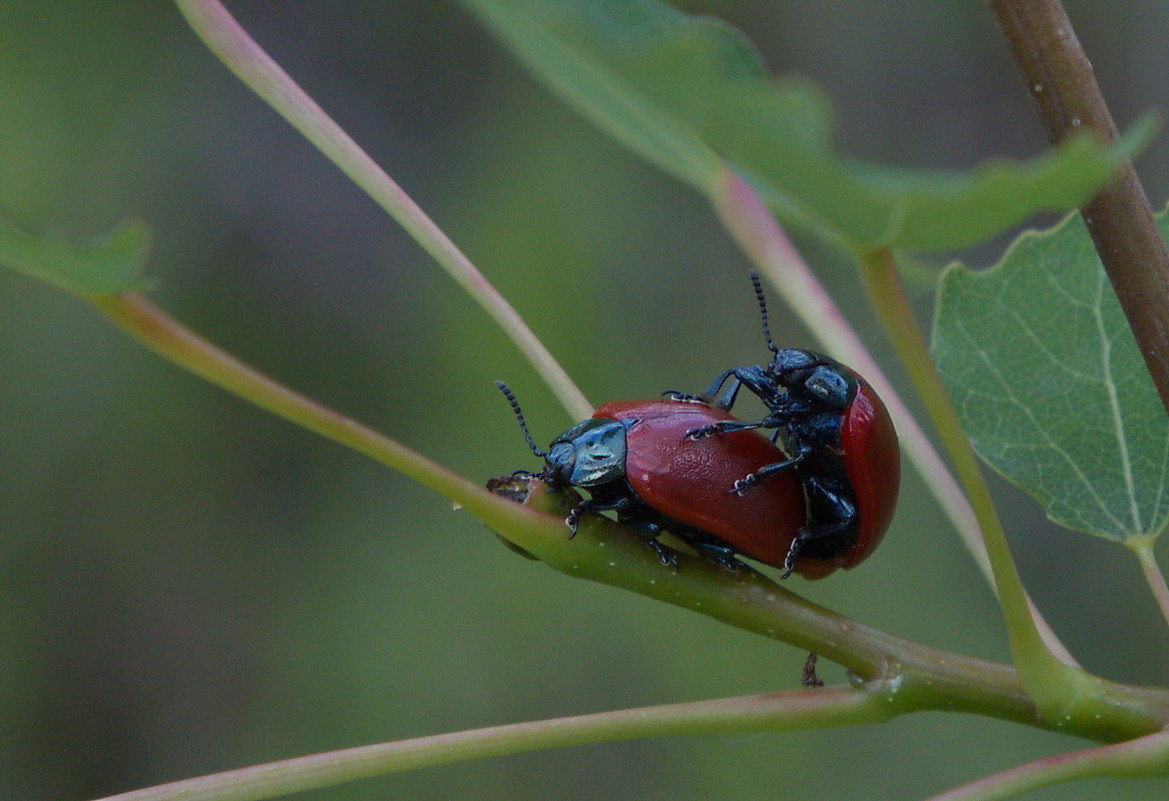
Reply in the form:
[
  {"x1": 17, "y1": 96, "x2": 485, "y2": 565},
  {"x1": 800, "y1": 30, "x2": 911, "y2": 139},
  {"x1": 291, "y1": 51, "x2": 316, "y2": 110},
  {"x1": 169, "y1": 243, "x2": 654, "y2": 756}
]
[
  {"x1": 497, "y1": 385, "x2": 829, "y2": 576},
  {"x1": 680, "y1": 272, "x2": 900, "y2": 577}
]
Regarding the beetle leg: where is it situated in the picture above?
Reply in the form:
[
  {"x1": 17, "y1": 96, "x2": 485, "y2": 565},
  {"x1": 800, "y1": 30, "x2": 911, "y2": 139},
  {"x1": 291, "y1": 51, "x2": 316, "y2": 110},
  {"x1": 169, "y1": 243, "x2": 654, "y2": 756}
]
[
  {"x1": 644, "y1": 537, "x2": 680, "y2": 567},
  {"x1": 685, "y1": 537, "x2": 744, "y2": 570},
  {"x1": 781, "y1": 540, "x2": 800, "y2": 579},
  {"x1": 696, "y1": 369, "x2": 742, "y2": 409},
  {"x1": 676, "y1": 365, "x2": 787, "y2": 413},
  {"x1": 802, "y1": 476, "x2": 858, "y2": 538},
  {"x1": 613, "y1": 514, "x2": 681, "y2": 567},
  {"x1": 721, "y1": 366, "x2": 788, "y2": 409},
  {"x1": 660, "y1": 390, "x2": 706, "y2": 404},
  {"x1": 572, "y1": 496, "x2": 681, "y2": 567},
  {"x1": 728, "y1": 453, "x2": 805, "y2": 495},
  {"x1": 564, "y1": 500, "x2": 592, "y2": 538},
  {"x1": 684, "y1": 419, "x2": 767, "y2": 441},
  {"x1": 565, "y1": 495, "x2": 631, "y2": 538},
  {"x1": 781, "y1": 480, "x2": 858, "y2": 576}
]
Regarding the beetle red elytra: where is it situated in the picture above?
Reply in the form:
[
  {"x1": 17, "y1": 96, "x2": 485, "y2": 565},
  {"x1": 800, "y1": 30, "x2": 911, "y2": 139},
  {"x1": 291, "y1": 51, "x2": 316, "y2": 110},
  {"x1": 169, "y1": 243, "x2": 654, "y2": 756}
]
[
  {"x1": 679, "y1": 271, "x2": 900, "y2": 576},
  {"x1": 495, "y1": 385, "x2": 844, "y2": 577}
]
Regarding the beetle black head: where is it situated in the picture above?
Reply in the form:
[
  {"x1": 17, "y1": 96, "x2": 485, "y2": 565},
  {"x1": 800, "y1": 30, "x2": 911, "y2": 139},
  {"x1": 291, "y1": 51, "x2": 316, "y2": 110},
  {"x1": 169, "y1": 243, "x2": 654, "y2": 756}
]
[
  {"x1": 768, "y1": 350, "x2": 857, "y2": 409},
  {"x1": 767, "y1": 348, "x2": 822, "y2": 384},
  {"x1": 543, "y1": 417, "x2": 628, "y2": 488},
  {"x1": 496, "y1": 381, "x2": 628, "y2": 489}
]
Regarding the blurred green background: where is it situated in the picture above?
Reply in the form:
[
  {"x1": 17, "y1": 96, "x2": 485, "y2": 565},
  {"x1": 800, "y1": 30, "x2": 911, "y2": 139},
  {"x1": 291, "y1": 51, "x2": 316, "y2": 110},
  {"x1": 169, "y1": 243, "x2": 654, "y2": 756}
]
[{"x1": 2, "y1": 2, "x2": 1169, "y2": 799}]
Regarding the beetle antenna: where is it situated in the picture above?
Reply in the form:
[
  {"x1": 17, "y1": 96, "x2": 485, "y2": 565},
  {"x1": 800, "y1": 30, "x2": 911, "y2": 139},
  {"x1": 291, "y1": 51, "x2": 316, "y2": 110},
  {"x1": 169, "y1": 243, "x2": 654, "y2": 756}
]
[
  {"x1": 749, "y1": 270, "x2": 779, "y2": 355},
  {"x1": 495, "y1": 381, "x2": 546, "y2": 457}
]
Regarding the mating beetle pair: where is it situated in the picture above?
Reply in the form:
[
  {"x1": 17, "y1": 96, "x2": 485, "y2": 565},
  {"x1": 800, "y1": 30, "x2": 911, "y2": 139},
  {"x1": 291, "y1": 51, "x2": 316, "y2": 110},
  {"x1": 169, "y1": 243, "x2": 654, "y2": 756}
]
[{"x1": 497, "y1": 273, "x2": 900, "y2": 579}]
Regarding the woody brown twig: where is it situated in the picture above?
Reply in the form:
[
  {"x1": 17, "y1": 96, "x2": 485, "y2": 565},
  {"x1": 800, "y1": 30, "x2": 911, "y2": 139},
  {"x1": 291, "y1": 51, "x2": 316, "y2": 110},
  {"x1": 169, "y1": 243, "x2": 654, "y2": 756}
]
[{"x1": 988, "y1": 0, "x2": 1169, "y2": 416}]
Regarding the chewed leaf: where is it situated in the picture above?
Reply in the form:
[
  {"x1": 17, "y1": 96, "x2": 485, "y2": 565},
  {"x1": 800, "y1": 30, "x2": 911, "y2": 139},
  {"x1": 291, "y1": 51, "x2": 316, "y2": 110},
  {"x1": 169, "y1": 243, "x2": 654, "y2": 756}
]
[
  {"x1": 932, "y1": 210, "x2": 1169, "y2": 541},
  {"x1": 0, "y1": 216, "x2": 149, "y2": 295},
  {"x1": 463, "y1": 0, "x2": 1131, "y2": 252}
]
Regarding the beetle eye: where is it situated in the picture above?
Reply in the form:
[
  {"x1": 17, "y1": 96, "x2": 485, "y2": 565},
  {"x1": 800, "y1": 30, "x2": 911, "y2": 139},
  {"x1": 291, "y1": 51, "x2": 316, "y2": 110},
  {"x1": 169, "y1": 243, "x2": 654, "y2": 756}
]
[
  {"x1": 544, "y1": 441, "x2": 577, "y2": 483},
  {"x1": 769, "y1": 350, "x2": 816, "y2": 386},
  {"x1": 805, "y1": 366, "x2": 853, "y2": 408}
]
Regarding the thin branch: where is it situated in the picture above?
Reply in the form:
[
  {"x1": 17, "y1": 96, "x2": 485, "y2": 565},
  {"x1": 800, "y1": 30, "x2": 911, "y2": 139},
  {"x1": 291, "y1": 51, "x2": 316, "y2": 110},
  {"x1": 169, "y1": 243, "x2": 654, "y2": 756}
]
[
  {"x1": 1129, "y1": 537, "x2": 1169, "y2": 632},
  {"x1": 988, "y1": 0, "x2": 1169, "y2": 417},
  {"x1": 857, "y1": 247, "x2": 1085, "y2": 672},
  {"x1": 93, "y1": 688, "x2": 887, "y2": 801},
  {"x1": 88, "y1": 293, "x2": 529, "y2": 533},
  {"x1": 173, "y1": 0, "x2": 592, "y2": 419},
  {"x1": 927, "y1": 728, "x2": 1169, "y2": 801}
]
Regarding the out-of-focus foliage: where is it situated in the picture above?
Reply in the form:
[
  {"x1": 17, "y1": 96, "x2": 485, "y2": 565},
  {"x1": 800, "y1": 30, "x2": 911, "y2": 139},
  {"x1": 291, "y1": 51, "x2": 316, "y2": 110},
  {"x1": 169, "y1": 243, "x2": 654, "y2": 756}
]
[
  {"x1": 0, "y1": 217, "x2": 148, "y2": 294},
  {"x1": 1, "y1": 2, "x2": 1168, "y2": 800},
  {"x1": 466, "y1": 0, "x2": 1132, "y2": 252}
]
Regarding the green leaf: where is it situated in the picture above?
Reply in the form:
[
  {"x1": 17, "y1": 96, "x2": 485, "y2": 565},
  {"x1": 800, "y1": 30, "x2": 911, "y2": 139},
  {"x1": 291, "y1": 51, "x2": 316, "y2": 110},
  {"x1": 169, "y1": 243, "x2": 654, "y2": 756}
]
[
  {"x1": 462, "y1": 0, "x2": 1132, "y2": 252},
  {"x1": 932, "y1": 210, "x2": 1169, "y2": 541},
  {"x1": 0, "y1": 216, "x2": 149, "y2": 295}
]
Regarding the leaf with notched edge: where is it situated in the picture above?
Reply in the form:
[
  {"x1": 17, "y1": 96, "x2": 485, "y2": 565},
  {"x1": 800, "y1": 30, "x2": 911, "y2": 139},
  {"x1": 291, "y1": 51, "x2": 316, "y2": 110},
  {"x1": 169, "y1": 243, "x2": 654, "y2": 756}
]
[
  {"x1": 463, "y1": 0, "x2": 1137, "y2": 253},
  {"x1": 933, "y1": 210, "x2": 1169, "y2": 541}
]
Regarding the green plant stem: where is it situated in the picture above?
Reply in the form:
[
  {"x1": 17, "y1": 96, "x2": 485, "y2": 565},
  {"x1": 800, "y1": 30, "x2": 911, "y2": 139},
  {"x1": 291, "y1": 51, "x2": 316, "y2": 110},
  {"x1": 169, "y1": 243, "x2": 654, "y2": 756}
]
[
  {"x1": 855, "y1": 247, "x2": 1089, "y2": 720},
  {"x1": 94, "y1": 688, "x2": 889, "y2": 801},
  {"x1": 172, "y1": 0, "x2": 591, "y2": 420},
  {"x1": 82, "y1": 290, "x2": 1169, "y2": 776},
  {"x1": 987, "y1": 0, "x2": 1169, "y2": 417},
  {"x1": 522, "y1": 483, "x2": 1169, "y2": 743},
  {"x1": 87, "y1": 293, "x2": 536, "y2": 538},
  {"x1": 927, "y1": 728, "x2": 1169, "y2": 801},
  {"x1": 1129, "y1": 536, "x2": 1169, "y2": 632}
]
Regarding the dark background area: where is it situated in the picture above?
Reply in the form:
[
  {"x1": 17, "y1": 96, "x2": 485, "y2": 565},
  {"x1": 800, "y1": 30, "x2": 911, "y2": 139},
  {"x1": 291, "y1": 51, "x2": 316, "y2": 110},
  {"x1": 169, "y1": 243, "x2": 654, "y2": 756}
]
[{"x1": 1, "y1": 2, "x2": 1168, "y2": 799}]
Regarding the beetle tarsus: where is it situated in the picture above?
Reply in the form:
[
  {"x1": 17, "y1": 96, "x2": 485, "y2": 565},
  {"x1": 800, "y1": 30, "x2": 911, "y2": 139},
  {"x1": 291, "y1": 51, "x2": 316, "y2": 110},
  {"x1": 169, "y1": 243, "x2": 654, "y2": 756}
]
[
  {"x1": 661, "y1": 390, "x2": 706, "y2": 404},
  {"x1": 645, "y1": 539, "x2": 679, "y2": 567}
]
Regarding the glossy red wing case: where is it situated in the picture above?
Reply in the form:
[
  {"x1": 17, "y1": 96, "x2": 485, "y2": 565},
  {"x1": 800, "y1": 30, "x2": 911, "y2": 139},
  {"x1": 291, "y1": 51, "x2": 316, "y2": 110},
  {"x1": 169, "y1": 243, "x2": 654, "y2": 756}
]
[
  {"x1": 594, "y1": 400, "x2": 807, "y2": 573},
  {"x1": 837, "y1": 382, "x2": 900, "y2": 570}
]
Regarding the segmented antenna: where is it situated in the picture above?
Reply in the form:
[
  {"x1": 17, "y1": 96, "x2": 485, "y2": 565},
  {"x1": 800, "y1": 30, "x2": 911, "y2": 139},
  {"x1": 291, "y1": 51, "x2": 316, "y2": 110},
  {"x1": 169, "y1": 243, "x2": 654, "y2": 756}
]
[
  {"x1": 748, "y1": 270, "x2": 779, "y2": 355},
  {"x1": 495, "y1": 380, "x2": 545, "y2": 457}
]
